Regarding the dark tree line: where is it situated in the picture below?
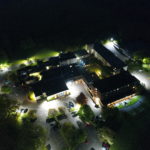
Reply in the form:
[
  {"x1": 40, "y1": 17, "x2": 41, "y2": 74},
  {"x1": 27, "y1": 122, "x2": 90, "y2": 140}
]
[{"x1": 0, "y1": 0, "x2": 149, "y2": 60}]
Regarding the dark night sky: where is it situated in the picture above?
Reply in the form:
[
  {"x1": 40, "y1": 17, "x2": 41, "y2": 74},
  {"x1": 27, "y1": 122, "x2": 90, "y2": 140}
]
[{"x1": 0, "y1": 0, "x2": 150, "y2": 59}]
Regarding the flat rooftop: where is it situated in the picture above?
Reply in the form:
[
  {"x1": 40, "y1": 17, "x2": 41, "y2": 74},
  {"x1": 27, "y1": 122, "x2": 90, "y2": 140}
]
[
  {"x1": 30, "y1": 77, "x2": 68, "y2": 96},
  {"x1": 93, "y1": 71, "x2": 138, "y2": 93},
  {"x1": 59, "y1": 52, "x2": 76, "y2": 62},
  {"x1": 94, "y1": 43, "x2": 126, "y2": 69},
  {"x1": 74, "y1": 50, "x2": 88, "y2": 57},
  {"x1": 102, "y1": 88, "x2": 135, "y2": 105},
  {"x1": 29, "y1": 64, "x2": 81, "y2": 96}
]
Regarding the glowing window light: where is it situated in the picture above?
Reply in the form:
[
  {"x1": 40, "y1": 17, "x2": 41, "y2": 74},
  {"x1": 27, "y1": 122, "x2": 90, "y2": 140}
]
[{"x1": 29, "y1": 72, "x2": 42, "y2": 81}]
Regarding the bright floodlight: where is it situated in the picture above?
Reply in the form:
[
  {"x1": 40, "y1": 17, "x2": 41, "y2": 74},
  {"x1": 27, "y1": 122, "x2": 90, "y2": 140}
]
[
  {"x1": 66, "y1": 81, "x2": 80, "y2": 98},
  {"x1": 74, "y1": 104, "x2": 81, "y2": 111},
  {"x1": 40, "y1": 100, "x2": 61, "y2": 111},
  {"x1": 2, "y1": 67, "x2": 9, "y2": 73},
  {"x1": 103, "y1": 39, "x2": 118, "y2": 52},
  {"x1": 110, "y1": 37, "x2": 114, "y2": 41},
  {"x1": 131, "y1": 71, "x2": 150, "y2": 90},
  {"x1": 66, "y1": 81, "x2": 73, "y2": 87}
]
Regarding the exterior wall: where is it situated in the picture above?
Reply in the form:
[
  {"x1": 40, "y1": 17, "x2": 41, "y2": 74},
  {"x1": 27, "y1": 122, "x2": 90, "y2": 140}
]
[
  {"x1": 94, "y1": 51, "x2": 111, "y2": 67},
  {"x1": 47, "y1": 90, "x2": 70, "y2": 100},
  {"x1": 107, "y1": 93, "x2": 136, "y2": 107},
  {"x1": 60, "y1": 58, "x2": 77, "y2": 66},
  {"x1": 75, "y1": 54, "x2": 90, "y2": 59},
  {"x1": 89, "y1": 88, "x2": 103, "y2": 106},
  {"x1": 74, "y1": 78, "x2": 102, "y2": 106},
  {"x1": 88, "y1": 83, "x2": 136, "y2": 107},
  {"x1": 36, "y1": 90, "x2": 70, "y2": 100},
  {"x1": 86, "y1": 44, "x2": 111, "y2": 67}
]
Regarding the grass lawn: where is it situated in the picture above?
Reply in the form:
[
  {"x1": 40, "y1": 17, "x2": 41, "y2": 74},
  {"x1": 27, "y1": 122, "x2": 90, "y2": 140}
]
[
  {"x1": 142, "y1": 64, "x2": 150, "y2": 71},
  {"x1": 34, "y1": 50, "x2": 59, "y2": 59},
  {"x1": 116, "y1": 96, "x2": 141, "y2": 109},
  {"x1": 8, "y1": 50, "x2": 59, "y2": 68}
]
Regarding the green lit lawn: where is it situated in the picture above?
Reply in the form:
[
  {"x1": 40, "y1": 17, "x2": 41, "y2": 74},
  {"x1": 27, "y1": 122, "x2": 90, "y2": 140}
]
[
  {"x1": 34, "y1": 50, "x2": 59, "y2": 59},
  {"x1": 116, "y1": 96, "x2": 141, "y2": 109},
  {"x1": 1, "y1": 50, "x2": 59, "y2": 67},
  {"x1": 142, "y1": 64, "x2": 150, "y2": 70}
]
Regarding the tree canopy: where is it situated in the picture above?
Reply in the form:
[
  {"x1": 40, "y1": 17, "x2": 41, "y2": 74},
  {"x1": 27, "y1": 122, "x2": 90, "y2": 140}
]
[
  {"x1": 60, "y1": 122, "x2": 87, "y2": 150},
  {"x1": 76, "y1": 92, "x2": 87, "y2": 105},
  {"x1": 78, "y1": 104, "x2": 95, "y2": 123},
  {"x1": 97, "y1": 127, "x2": 115, "y2": 145},
  {"x1": 0, "y1": 95, "x2": 46, "y2": 150}
]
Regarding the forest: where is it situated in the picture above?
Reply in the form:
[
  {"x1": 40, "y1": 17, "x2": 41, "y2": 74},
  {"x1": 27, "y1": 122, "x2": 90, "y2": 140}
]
[{"x1": 0, "y1": 0, "x2": 149, "y2": 61}]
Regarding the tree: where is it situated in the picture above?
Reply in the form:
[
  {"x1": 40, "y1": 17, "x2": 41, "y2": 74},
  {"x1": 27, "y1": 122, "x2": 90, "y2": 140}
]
[
  {"x1": 0, "y1": 95, "x2": 46, "y2": 150},
  {"x1": 101, "y1": 107, "x2": 123, "y2": 131},
  {"x1": 78, "y1": 104, "x2": 95, "y2": 123},
  {"x1": 143, "y1": 57, "x2": 150, "y2": 64},
  {"x1": 76, "y1": 92, "x2": 87, "y2": 105},
  {"x1": 0, "y1": 94, "x2": 19, "y2": 121},
  {"x1": 1, "y1": 85, "x2": 12, "y2": 94},
  {"x1": 97, "y1": 127, "x2": 115, "y2": 145},
  {"x1": 16, "y1": 123, "x2": 46, "y2": 150},
  {"x1": 60, "y1": 122, "x2": 87, "y2": 150}
]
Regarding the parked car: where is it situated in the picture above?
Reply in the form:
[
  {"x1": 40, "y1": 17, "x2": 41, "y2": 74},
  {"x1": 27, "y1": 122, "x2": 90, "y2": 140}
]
[
  {"x1": 52, "y1": 124, "x2": 60, "y2": 131},
  {"x1": 77, "y1": 121, "x2": 83, "y2": 128},
  {"x1": 46, "y1": 144, "x2": 51, "y2": 150},
  {"x1": 24, "y1": 108, "x2": 28, "y2": 113},
  {"x1": 56, "y1": 114, "x2": 67, "y2": 120},
  {"x1": 46, "y1": 118, "x2": 55, "y2": 123},
  {"x1": 69, "y1": 101, "x2": 74, "y2": 107},
  {"x1": 71, "y1": 111, "x2": 77, "y2": 115},
  {"x1": 30, "y1": 117, "x2": 37, "y2": 123},
  {"x1": 50, "y1": 123, "x2": 55, "y2": 127},
  {"x1": 64, "y1": 102, "x2": 69, "y2": 108},
  {"x1": 20, "y1": 109, "x2": 24, "y2": 113},
  {"x1": 72, "y1": 113, "x2": 78, "y2": 117}
]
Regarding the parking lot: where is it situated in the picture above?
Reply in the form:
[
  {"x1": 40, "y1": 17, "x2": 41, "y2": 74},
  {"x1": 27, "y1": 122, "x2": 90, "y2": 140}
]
[{"x1": 17, "y1": 79, "x2": 102, "y2": 150}]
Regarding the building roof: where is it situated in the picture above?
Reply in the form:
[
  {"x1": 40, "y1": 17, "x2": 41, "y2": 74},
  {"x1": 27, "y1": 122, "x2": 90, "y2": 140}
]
[
  {"x1": 30, "y1": 77, "x2": 68, "y2": 96},
  {"x1": 17, "y1": 65, "x2": 45, "y2": 76},
  {"x1": 94, "y1": 43, "x2": 126, "y2": 69},
  {"x1": 93, "y1": 71, "x2": 138, "y2": 93},
  {"x1": 45, "y1": 57, "x2": 60, "y2": 66},
  {"x1": 74, "y1": 50, "x2": 88, "y2": 57},
  {"x1": 41, "y1": 64, "x2": 80, "y2": 80},
  {"x1": 30, "y1": 64, "x2": 81, "y2": 96},
  {"x1": 59, "y1": 52, "x2": 76, "y2": 62},
  {"x1": 102, "y1": 88, "x2": 135, "y2": 105}
]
